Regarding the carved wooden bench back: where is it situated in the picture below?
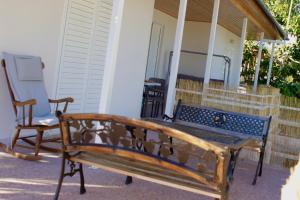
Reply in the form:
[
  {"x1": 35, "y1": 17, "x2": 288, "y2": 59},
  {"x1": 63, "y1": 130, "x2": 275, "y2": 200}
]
[{"x1": 58, "y1": 113, "x2": 230, "y2": 191}]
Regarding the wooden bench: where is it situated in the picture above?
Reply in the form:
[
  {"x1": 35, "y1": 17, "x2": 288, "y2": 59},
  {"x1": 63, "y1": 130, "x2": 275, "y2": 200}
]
[
  {"x1": 53, "y1": 112, "x2": 234, "y2": 200},
  {"x1": 163, "y1": 100, "x2": 272, "y2": 185}
]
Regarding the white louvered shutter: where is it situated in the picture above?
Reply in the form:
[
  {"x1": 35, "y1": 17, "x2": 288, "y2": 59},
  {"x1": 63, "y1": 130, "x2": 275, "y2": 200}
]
[{"x1": 56, "y1": 0, "x2": 113, "y2": 113}]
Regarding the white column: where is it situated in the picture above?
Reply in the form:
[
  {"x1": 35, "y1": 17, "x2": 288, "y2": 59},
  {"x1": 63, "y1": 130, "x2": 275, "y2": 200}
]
[
  {"x1": 253, "y1": 32, "x2": 264, "y2": 92},
  {"x1": 267, "y1": 42, "x2": 275, "y2": 86},
  {"x1": 164, "y1": 0, "x2": 188, "y2": 116},
  {"x1": 203, "y1": 0, "x2": 220, "y2": 86},
  {"x1": 99, "y1": 0, "x2": 125, "y2": 113},
  {"x1": 237, "y1": 17, "x2": 248, "y2": 86},
  {"x1": 286, "y1": 0, "x2": 294, "y2": 32}
]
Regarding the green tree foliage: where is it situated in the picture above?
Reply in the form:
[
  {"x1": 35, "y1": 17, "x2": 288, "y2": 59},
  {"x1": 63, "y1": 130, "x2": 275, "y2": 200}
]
[{"x1": 241, "y1": 0, "x2": 300, "y2": 98}]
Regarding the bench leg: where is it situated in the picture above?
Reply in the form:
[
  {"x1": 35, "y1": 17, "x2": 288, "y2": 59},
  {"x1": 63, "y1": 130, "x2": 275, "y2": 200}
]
[
  {"x1": 79, "y1": 163, "x2": 86, "y2": 194},
  {"x1": 252, "y1": 151, "x2": 264, "y2": 185},
  {"x1": 125, "y1": 176, "x2": 133, "y2": 185},
  {"x1": 258, "y1": 151, "x2": 265, "y2": 177},
  {"x1": 252, "y1": 147, "x2": 265, "y2": 185},
  {"x1": 252, "y1": 160, "x2": 260, "y2": 185},
  {"x1": 53, "y1": 156, "x2": 66, "y2": 200},
  {"x1": 228, "y1": 149, "x2": 241, "y2": 182},
  {"x1": 169, "y1": 137, "x2": 174, "y2": 155}
]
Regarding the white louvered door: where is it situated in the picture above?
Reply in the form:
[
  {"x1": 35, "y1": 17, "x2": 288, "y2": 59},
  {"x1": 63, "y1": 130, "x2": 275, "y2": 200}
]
[{"x1": 56, "y1": 0, "x2": 113, "y2": 113}]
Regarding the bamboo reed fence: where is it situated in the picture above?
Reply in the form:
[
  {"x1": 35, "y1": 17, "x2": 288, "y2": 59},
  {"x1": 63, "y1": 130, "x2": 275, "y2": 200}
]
[
  {"x1": 274, "y1": 96, "x2": 300, "y2": 168},
  {"x1": 175, "y1": 78, "x2": 299, "y2": 168}
]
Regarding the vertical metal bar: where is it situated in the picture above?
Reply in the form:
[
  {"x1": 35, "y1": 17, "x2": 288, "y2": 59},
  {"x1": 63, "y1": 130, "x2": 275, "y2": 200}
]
[
  {"x1": 164, "y1": 0, "x2": 188, "y2": 116},
  {"x1": 203, "y1": 0, "x2": 220, "y2": 86},
  {"x1": 237, "y1": 17, "x2": 248, "y2": 86},
  {"x1": 224, "y1": 61, "x2": 228, "y2": 89},
  {"x1": 267, "y1": 42, "x2": 275, "y2": 86},
  {"x1": 253, "y1": 32, "x2": 264, "y2": 92}
]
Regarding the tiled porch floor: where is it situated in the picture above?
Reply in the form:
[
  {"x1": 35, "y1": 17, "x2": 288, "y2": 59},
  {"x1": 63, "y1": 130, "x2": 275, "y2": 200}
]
[{"x1": 0, "y1": 151, "x2": 290, "y2": 200}]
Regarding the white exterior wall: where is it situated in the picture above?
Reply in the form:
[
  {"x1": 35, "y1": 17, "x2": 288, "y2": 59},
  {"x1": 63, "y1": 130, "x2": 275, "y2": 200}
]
[
  {"x1": 153, "y1": 10, "x2": 241, "y2": 86},
  {"x1": 0, "y1": 1, "x2": 242, "y2": 141},
  {"x1": 152, "y1": 10, "x2": 177, "y2": 79},
  {"x1": 214, "y1": 25, "x2": 241, "y2": 86},
  {"x1": 0, "y1": 0, "x2": 67, "y2": 141},
  {"x1": 180, "y1": 21, "x2": 211, "y2": 79},
  {"x1": 108, "y1": 0, "x2": 155, "y2": 118},
  {"x1": 0, "y1": 0, "x2": 155, "y2": 140}
]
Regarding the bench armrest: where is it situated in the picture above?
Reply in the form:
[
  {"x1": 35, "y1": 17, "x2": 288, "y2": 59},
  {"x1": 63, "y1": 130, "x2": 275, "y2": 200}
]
[
  {"x1": 49, "y1": 97, "x2": 74, "y2": 113},
  {"x1": 13, "y1": 99, "x2": 37, "y2": 127}
]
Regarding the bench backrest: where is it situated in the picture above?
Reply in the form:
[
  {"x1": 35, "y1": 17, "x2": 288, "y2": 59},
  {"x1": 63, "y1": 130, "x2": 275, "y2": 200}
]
[
  {"x1": 57, "y1": 113, "x2": 230, "y2": 191},
  {"x1": 174, "y1": 101, "x2": 272, "y2": 140}
]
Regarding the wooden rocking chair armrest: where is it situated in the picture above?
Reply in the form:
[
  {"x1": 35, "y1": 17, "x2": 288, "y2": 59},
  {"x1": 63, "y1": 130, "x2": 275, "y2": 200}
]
[
  {"x1": 13, "y1": 99, "x2": 37, "y2": 107},
  {"x1": 49, "y1": 97, "x2": 74, "y2": 113},
  {"x1": 49, "y1": 97, "x2": 74, "y2": 104},
  {"x1": 13, "y1": 99, "x2": 36, "y2": 127}
]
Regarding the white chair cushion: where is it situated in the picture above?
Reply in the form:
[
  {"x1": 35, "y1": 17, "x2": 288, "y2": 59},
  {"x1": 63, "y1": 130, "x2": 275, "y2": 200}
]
[
  {"x1": 18, "y1": 114, "x2": 58, "y2": 126},
  {"x1": 3, "y1": 52, "x2": 51, "y2": 119},
  {"x1": 15, "y1": 56, "x2": 43, "y2": 81}
]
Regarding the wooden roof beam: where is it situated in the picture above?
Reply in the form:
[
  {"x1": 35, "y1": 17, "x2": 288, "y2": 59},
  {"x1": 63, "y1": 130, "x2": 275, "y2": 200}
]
[{"x1": 229, "y1": 0, "x2": 283, "y2": 40}]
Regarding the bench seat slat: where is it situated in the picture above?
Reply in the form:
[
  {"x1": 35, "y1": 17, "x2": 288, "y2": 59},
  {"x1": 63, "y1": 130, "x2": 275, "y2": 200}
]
[{"x1": 70, "y1": 152, "x2": 221, "y2": 198}]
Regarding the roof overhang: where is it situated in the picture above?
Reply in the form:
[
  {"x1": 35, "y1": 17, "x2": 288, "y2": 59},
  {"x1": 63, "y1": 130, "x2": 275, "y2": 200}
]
[{"x1": 154, "y1": 0, "x2": 286, "y2": 40}]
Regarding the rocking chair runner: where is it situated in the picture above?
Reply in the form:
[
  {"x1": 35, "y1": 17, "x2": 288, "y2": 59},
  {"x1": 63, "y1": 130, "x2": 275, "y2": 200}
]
[{"x1": 1, "y1": 52, "x2": 74, "y2": 160}]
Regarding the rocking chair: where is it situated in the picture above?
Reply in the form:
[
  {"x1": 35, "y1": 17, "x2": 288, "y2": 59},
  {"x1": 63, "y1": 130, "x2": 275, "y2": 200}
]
[{"x1": 1, "y1": 52, "x2": 74, "y2": 160}]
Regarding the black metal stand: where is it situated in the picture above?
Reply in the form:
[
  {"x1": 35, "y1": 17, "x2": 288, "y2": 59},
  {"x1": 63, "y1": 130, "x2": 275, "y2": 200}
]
[
  {"x1": 79, "y1": 163, "x2": 86, "y2": 194},
  {"x1": 125, "y1": 176, "x2": 133, "y2": 185},
  {"x1": 53, "y1": 153, "x2": 86, "y2": 200},
  {"x1": 53, "y1": 155, "x2": 66, "y2": 200},
  {"x1": 252, "y1": 149, "x2": 265, "y2": 185},
  {"x1": 227, "y1": 149, "x2": 241, "y2": 182}
]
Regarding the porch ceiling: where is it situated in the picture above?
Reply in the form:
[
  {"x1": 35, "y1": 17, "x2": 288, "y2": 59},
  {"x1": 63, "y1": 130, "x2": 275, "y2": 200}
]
[{"x1": 154, "y1": 0, "x2": 286, "y2": 40}]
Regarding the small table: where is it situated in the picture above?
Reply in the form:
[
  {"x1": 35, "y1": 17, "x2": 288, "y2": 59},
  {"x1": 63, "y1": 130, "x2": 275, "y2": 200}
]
[{"x1": 145, "y1": 118, "x2": 255, "y2": 181}]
